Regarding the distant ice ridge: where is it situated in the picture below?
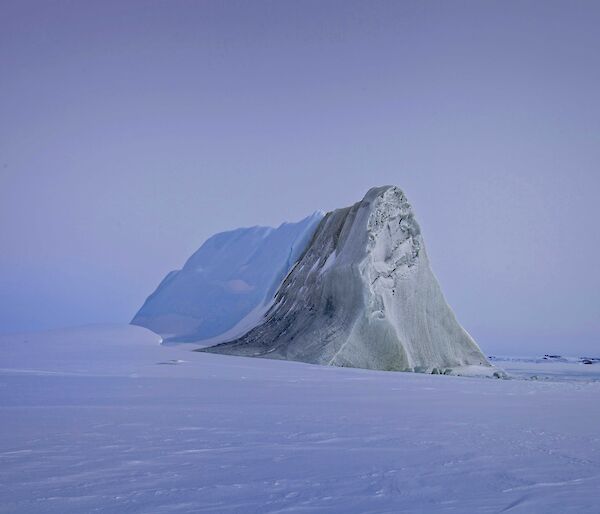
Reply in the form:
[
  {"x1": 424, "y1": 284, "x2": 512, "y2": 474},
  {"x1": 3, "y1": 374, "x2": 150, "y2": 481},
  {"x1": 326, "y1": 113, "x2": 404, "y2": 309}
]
[
  {"x1": 201, "y1": 186, "x2": 498, "y2": 376},
  {"x1": 132, "y1": 212, "x2": 324, "y2": 343}
]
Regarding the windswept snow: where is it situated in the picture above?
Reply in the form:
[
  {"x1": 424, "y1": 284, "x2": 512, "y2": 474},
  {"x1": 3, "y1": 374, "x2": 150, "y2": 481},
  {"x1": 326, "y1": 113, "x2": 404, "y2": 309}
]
[
  {"x1": 132, "y1": 212, "x2": 323, "y2": 343},
  {"x1": 1, "y1": 325, "x2": 599, "y2": 513}
]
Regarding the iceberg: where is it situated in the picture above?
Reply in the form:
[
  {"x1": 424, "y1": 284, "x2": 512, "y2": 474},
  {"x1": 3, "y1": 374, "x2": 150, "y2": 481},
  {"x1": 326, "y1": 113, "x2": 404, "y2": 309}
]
[
  {"x1": 132, "y1": 212, "x2": 323, "y2": 343},
  {"x1": 201, "y1": 186, "x2": 494, "y2": 375}
]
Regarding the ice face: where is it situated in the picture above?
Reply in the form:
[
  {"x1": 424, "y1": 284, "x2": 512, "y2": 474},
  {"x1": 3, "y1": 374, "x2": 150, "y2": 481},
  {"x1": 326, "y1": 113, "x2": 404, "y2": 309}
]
[
  {"x1": 131, "y1": 212, "x2": 323, "y2": 343},
  {"x1": 201, "y1": 186, "x2": 494, "y2": 375}
]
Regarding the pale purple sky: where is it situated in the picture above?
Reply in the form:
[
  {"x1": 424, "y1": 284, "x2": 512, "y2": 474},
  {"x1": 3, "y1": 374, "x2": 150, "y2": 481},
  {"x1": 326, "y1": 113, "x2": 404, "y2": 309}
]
[{"x1": 1, "y1": 1, "x2": 599, "y2": 355}]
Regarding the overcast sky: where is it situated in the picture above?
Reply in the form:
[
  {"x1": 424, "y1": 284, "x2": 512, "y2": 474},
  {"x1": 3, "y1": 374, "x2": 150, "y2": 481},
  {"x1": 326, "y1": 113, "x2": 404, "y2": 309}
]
[{"x1": 1, "y1": 0, "x2": 599, "y2": 355}]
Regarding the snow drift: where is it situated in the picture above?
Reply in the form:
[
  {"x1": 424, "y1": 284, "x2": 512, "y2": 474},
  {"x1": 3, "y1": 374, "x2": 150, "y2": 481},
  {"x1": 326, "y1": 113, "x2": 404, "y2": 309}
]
[
  {"x1": 201, "y1": 186, "x2": 494, "y2": 375},
  {"x1": 132, "y1": 212, "x2": 323, "y2": 342}
]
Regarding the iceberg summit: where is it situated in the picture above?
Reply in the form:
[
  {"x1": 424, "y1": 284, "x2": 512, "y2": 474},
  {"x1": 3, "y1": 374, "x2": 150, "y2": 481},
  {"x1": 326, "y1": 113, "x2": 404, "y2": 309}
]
[{"x1": 135, "y1": 186, "x2": 496, "y2": 376}]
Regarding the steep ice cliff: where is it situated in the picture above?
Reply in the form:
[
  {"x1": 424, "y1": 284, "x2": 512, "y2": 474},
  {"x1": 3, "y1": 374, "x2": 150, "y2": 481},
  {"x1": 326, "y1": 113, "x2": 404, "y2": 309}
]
[
  {"x1": 132, "y1": 212, "x2": 323, "y2": 343},
  {"x1": 200, "y1": 186, "x2": 494, "y2": 375}
]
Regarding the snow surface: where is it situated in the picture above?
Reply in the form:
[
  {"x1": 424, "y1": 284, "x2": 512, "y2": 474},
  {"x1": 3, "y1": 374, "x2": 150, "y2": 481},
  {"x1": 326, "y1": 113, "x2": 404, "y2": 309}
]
[
  {"x1": 1, "y1": 325, "x2": 599, "y2": 513},
  {"x1": 132, "y1": 212, "x2": 323, "y2": 343},
  {"x1": 490, "y1": 355, "x2": 600, "y2": 383}
]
